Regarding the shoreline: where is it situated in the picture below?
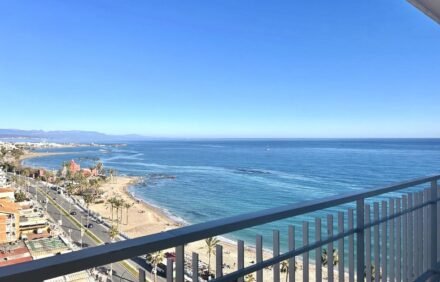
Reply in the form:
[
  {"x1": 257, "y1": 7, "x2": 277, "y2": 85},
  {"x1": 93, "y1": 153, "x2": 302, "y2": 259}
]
[
  {"x1": 109, "y1": 179, "x2": 319, "y2": 280},
  {"x1": 20, "y1": 151, "x2": 68, "y2": 162},
  {"x1": 19, "y1": 151, "x2": 327, "y2": 280}
]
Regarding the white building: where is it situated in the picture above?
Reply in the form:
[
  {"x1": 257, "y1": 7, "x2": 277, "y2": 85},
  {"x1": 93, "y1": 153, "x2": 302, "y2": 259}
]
[{"x1": 0, "y1": 169, "x2": 7, "y2": 187}]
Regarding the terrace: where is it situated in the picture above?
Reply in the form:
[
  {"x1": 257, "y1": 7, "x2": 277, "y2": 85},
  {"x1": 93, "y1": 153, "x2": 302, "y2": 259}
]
[{"x1": 0, "y1": 174, "x2": 438, "y2": 281}]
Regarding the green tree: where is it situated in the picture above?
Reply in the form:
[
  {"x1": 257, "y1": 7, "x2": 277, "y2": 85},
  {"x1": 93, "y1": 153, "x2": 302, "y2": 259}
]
[
  {"x1": 205, "y1": 237, "x2": 220, "y2": 276},
  {"x1": 106, "y1": 197, "x2": 117, "y2": 223},
  {"x1": 146, "y1": 251, "x2": 165, "y2": 282},
  {"x1": 96, "y1": 162, "x2": 104, "y2": 174},
  {"x1": 281, "y1": 260, "x2": 298, "y2": 282},
  {"x1": 321, "y1": 248, "x2": 339, "y2": 267},
  {"x1": 114, "y1": 198, "x2": 124, "y2": 229},
  {"x1": 82, "y1": 192, "x2": 95, "y2": 226},
  {"x1": 124, "y1": 202, "x2": 133, "y2": 225},
  {"x1": 244, "y1": 273, "x2": 256, "y2": 282},
  {"x1": 14, "y1": 191, "x2": 27, "y2": 202}
]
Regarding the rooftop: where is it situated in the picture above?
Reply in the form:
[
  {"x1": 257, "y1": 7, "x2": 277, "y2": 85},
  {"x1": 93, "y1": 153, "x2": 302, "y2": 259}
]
[
  {"x1": 0, "y1": 199, "x2": 19, "y2": 215},
  {"x1": 25, "y1": 237, "x2": 71, "y2": 259},
  {"x1": 0, "y1": 189, "x2": 14, "y2": 193},
  {"x1": 0, "y1": 242, "x2": 32, "y2": 268}
]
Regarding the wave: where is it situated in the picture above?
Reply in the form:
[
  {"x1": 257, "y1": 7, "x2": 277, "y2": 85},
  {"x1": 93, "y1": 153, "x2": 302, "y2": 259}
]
[
  {"x1": 127, "y1": 187, "x2": 189, "y2": 225},
  {"x1": 101, "y1": 153, "x2": 144, "y2": 162}
]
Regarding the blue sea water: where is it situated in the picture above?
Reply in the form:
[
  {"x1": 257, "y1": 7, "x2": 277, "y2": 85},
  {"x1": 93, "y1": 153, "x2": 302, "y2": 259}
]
[{"x1": 24, "y1": 139, "x2": 440, "y2": 250}]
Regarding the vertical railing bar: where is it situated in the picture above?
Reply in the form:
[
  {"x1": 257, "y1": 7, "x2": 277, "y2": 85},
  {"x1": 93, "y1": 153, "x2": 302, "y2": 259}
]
[
  {"x1": 273, "y1": 230, "x2": 280, "y2": 282},
  {"x1": 408, "y1": 193, "x2": 414, "y2": 280},
  {"x1": 427, "y1": 189, "x2": 432, "y2": 270},
  {"x1": 414, "y1": 192, "x2": 418, "y2": 277},
  {"x1": 415, "y1": 192, "x2": 420, "y2": 276},
  {"x1": 302, "y1": 221, "x2": 309, "y2": 282},
  {"x1": 422, "y1": 189, "x2": 430, "y2": 273},
  {"x1": 418, "y1": 192, "x2": 423, "y2": 276},
  {"x1": 216, "y1": 244, "x2": 223, "y2": 278},
  {"x1": 167, "y1": 257, "x2": 174, "y2": 282},
  {"x1": 421, "y1": 191, "x2": 425, "y2": 274},
  {"x1": 431, "y1": 180, "x2": 438, "y2": 270},
  {"x1": 288, "y1": 225, "x2": 295, "y2": 282},
  {"x1": 327, "y1": 214, "x2": 334, "y2": 282},
  {"x1": 365, "y1": 204, "x2": 372, "y2": 282},
  {"x1": 437, "y1": 186, "x2": 440, "y2": 262},
  {"x1": 348, "y1": 209, "x2": 354, "y2": 282},
  {"x1": 381, "y1": 201, "x2": 388, "y2": 282},
  {"x1": 315, "y1": 218, "x2": 322, "y2": 282},
  {"x1": 256, "y1": 235, "x2": 263, "y2": 282},
  {"x1": 402, "y1": 195, "x2": 408, "y2": 282},
  {"x1": 373, "y1": 203, "x2": 380, "y2": 282},
  {"x1": 175, "y1": 245, "x2": 184, "y2": 282},
  {"x1": 192, "y1": 252, "x2": 199, "y2": 282},
  {"x1": 422, "y1": 190, "x2": 426, "y2": 271},
  {"x1": 337, "y1": 212, "x2": 344, "y2": 282},
  {"x1": 389, "y1": 198, "x2": 395, "y2": 282},
  {"x1": 396, "y1": 198, "x2": 401, "y2": 282},
  {"x1": 237, "y1": 240, "x2": 245, "y2": 282},
  {"x1": 356, "y1": 199, "x2": 365, "y2": 282}
]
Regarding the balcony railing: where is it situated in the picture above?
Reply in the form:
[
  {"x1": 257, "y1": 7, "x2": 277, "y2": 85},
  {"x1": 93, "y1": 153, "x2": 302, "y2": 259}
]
[{"x1": 0, "y1": 174, "x2": 439, "y2": 282}]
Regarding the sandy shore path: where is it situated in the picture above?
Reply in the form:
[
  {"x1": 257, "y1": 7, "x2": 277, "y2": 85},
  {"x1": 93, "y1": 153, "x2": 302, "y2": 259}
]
[
  {"x1": 89, "y1": 176, "x2": 181, "y2": 235},
  {"x1": 20, "y1": 151, "x2": 68, "y2": 162},
  {"x1": 87, "y1": 176, "x2": 342, "y2": 281}
]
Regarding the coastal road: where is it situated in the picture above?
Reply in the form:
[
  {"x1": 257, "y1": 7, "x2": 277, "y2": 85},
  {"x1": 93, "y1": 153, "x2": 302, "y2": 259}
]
[{"x1": 25, "y1": 180, "x2": 166, "y2": 282}]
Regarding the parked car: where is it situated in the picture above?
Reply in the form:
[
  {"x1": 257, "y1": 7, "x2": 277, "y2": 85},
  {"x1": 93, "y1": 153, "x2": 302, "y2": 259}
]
[
  {"x1": 70, "y1": 211, "x2": 77, "y2": 215},
  {"x1": 86, "y1": 223, "x2": 93, "y2": 228}
]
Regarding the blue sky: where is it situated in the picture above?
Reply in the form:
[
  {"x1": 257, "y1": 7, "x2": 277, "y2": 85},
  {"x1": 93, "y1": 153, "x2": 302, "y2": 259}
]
[{"x1": 0, "y1": 1, "x2": 439, "y2": 138}]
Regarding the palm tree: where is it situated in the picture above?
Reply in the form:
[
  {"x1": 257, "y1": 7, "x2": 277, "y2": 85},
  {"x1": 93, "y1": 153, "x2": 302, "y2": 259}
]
[
  {"x1": 108, "y1": 225, "x2": 119, "y2": 280},
  {"x1": 146, "y1": 251, "x2": 165, "y2": 282},
  {"x1": 205, "y1": 237, "x2": 220, "y2": 277},
  {"x1": 66, "y1": 183, "x2": 77, "y2": 211},
  {"x1": 82, "y1": 193, "x2": 95, "y2": 226},
  {"x1": 244, "y1": 273, "x2": 256, "y2": 282},
  {"x1": 106, "y1": 197, "x2": 117, "y2": 223},
  {"x1": 96, "y1": 162, "x2": 104, "y2": 174},
  {"x1": 124, "y1": 202, "x2": 133, "y2": 224},
  {"x1": 113, "y1": 198, "x2": 124, "y2": 229},
  {"x1": 280, "y1": 260, "x2": 297, "y2": 282},
  {"x1": 321, "y1": 248, "x2": 339, "y2": 267},
  {"x1": 108, "y1": 169, "x2": 114, "y2": 183},
  {"x1": 281, "y1": 260, "x2": 289, "y2": 282},
  {"x1": 119, "y1": 198, "x2": 125, "y2": 225}
]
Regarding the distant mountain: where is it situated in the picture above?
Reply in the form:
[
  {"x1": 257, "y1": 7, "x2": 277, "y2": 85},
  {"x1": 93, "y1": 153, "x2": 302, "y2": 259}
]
[{"x1": 0, "y1": 129, "x2": 149, "y2": 143}]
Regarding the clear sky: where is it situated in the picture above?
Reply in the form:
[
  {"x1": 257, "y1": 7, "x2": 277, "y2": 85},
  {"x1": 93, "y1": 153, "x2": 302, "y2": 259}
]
[{"x1": 0, "y1": 1, "x2": 439, "y2": 138}]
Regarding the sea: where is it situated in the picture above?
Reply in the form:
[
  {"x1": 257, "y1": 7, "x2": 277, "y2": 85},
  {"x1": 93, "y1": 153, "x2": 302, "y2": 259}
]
[{"x1": 22, "y1": 139, "x2": 440, "y2": 251}]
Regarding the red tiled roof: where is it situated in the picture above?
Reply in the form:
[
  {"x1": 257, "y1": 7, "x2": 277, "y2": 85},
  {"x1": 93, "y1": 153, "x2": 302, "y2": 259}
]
[
  {"x1": 0, "y1": 199, "x2": 19, "y2": 214},
  {"x1": 0, "y1": 256, "x2": 32, "y2": 267},
  {"x1": 0, "y1": 188, "x2": 14, "y2": 193}
]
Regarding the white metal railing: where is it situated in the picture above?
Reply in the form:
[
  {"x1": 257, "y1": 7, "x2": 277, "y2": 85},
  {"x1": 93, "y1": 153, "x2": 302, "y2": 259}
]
[{"x1": 0, "y1": 174, "x2": 439, "y2": 282}]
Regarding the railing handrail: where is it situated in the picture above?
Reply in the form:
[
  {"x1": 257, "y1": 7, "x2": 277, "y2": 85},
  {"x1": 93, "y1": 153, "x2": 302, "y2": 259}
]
[{"x1": 0, "y1": 173, "x2": 439, "y2": 282}]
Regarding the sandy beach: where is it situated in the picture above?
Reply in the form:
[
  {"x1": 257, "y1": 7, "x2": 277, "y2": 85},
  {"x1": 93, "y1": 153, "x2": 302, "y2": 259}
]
[
  {"x1": 20, "y1": 151, "x2": 67, "y2": 162},
  {"x1": 87, "y1": 176, "x2": 344, "y2": 281},
  {"x1": 18, "y1": 150, "x2": 341, "y2": 280}
]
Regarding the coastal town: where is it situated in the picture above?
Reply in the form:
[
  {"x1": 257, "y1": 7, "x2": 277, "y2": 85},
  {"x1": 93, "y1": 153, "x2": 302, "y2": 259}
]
[
  {"x1": 0, "y1": 141, "x2": 270, "y2": 282},
  {"x1": 0, "y1": 142, "x2": 124, "y2": 281},
  {"x1": 0, "y1": 141, "x2": 336, "y2": 282}
]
